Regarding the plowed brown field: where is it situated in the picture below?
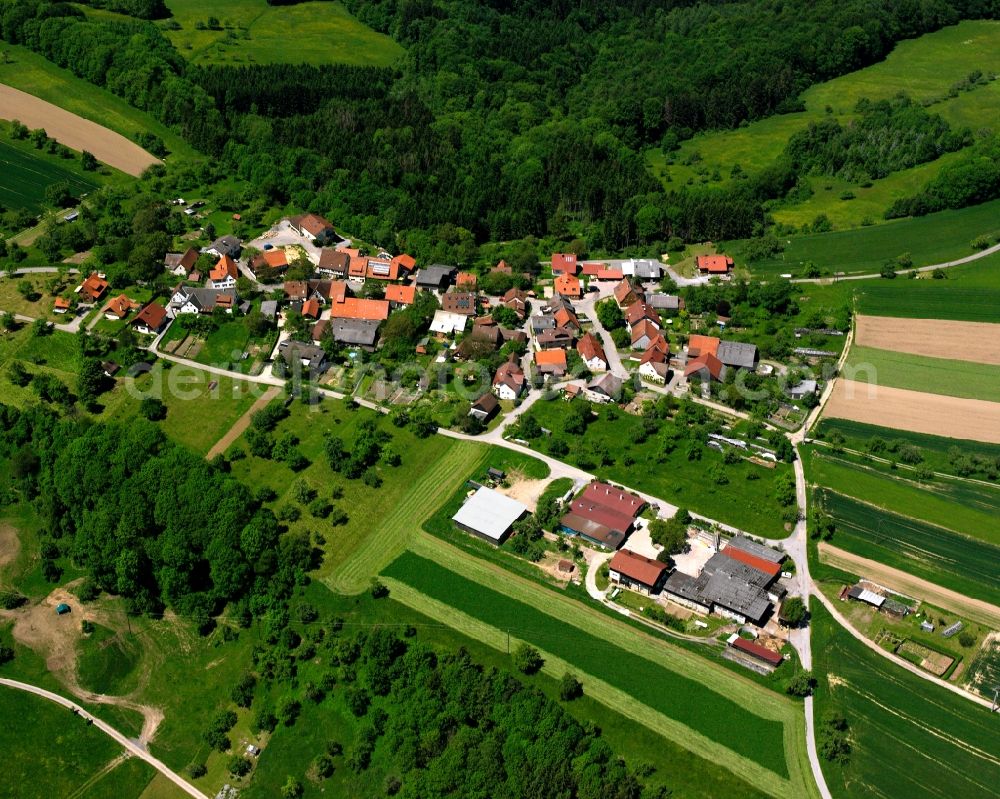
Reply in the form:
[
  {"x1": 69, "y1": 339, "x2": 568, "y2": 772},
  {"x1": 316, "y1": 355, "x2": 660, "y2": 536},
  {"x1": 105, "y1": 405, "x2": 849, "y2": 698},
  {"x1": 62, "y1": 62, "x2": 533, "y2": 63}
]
[
  {"x1": 856, "y1": 315, "x2": 1000, "y2": 365},
  {"x1": 0, "y1": 84, "x2": 160, "y2": 176}
]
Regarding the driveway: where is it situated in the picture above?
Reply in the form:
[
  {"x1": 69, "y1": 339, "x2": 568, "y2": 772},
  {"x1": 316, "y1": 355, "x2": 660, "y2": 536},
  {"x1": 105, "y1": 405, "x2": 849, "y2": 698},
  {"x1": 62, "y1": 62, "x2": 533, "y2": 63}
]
[{"x1": 247, "y1": 220, "x2": 323, "y2": 265}]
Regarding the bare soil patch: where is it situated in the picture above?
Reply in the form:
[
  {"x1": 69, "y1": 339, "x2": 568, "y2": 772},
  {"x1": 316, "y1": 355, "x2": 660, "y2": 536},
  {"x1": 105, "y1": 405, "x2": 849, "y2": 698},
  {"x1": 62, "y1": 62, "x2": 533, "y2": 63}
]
[
  {"x1": 0, "y1": 84, "x2": 160, "y2": 176},
  {"x1": 0, "y1": 583, "x2": 164, "y2": 745},
  {"x1": 497, "y1": 471, "x2": 549, "y2": 510},
  {"x1": 823, "y1": 379, "x2": 1000, "y2": 443},
  {"x1": 819, "y1": 543, "x2": 1000, "y2": 629},
  {"x1": 0, "y1": 523, "x2": 20, "y2": 577},
  {"x1": 856, "y1": 315, "x2": 1000, "y2": 365}
]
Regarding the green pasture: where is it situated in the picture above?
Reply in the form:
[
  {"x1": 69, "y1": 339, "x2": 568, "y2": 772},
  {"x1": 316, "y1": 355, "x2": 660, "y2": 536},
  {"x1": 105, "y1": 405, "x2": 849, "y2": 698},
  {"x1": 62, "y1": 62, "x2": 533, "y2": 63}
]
[
  {"x1": 0, "y1": 686, "x2": 157, "y2": 799},
  {"x1": 805, "y1": 447, "x2": 1000, "y2": 546},
  {"x1": 382, "y1": 548, "x2": 813, "y2": 796},
  {"x1": 812, "y1": 602, "x2": 1000, "y2": 799},
  {"x1": 845, "y1": 345, "x2": 1000, "y2": 402},
  {"x1": 649, "y1": 20, "x2": 1000, "y2": 228},
  {"x1": 0, "y1": 46, "x2": 196, "y2": 160},
  {"x1": 816, "y1": 489, "x2": 1000, "y2": 607},
  {"x1": 812, "y1": 418, "x2": 1000, "y2": 478},
  {"x1": 0, "y1": 139, "x2": 100, "y2": 213},
  {"x1": 741, "y1": 199, "x2": 1000, "y2": 279},
  {"x1": 76, "y1": 624, "x2": 143, "y2": 696},
  {"x1": 161, "y1": 0, "x2": 405, "y2": 67},
  {"x1": 525, "y1": 397, "x2": 794, "y2": 537}
]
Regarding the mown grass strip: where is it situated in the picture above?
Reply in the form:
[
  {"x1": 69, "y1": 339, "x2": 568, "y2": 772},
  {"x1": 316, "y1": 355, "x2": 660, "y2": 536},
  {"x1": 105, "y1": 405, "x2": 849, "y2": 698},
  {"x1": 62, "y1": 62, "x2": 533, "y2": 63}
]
[
  {"x1": 384, "y1": 548, "x2": 793, "y2": 779},
  {"x1": 325, "y1": 442, "x2": 485, "y2": 593},
  {"x1": 383, "y1": 578, "x2": 802, "y2": 799},
  {"x1": 846, "y1": 345, "x2": 1000, "y2": 403}
]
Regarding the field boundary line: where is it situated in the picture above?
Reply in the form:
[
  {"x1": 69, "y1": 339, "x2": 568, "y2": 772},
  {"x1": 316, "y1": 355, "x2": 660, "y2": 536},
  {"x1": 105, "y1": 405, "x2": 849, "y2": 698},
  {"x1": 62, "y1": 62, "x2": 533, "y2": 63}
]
[
  {"x1": 383, "y1": 577, "x2": 803, "y2": 799},
  {"x1": 408, "y1": 532, "x2": 795, "y2": 721}
]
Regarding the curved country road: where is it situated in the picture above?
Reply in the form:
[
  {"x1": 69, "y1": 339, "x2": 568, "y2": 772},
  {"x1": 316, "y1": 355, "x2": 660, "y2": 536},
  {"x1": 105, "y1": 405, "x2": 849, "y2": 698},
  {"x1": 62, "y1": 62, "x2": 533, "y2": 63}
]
[
  {"x1": 0, "y1": 678, "x2": 210, "y2": 799},
  {"x1": 791, "y1": 240, "x2": 1000, "y2": 284}
]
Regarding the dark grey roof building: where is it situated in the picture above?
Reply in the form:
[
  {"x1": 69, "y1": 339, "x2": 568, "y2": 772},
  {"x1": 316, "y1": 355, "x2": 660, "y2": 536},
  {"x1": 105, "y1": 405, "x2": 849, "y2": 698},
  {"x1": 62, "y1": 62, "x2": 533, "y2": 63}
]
[
  {"x1": 415, "y1": 265, "x2": 456, "y2": 290},
  {"x1": 331, "y1": 318, "x2": 380, "y2": 349},
  {"x1": 646, "y1": 293, "x2": 681, "y2": 311},
  {"x1": 717, "y1": 340, "x2": 759, "y2": 370},
  {"x1": 204, "y1": 235, "x2": 242, "y2": 258},
  {"x1": 278, "y1": 340, "x2": 327, "y2": 372},
  {"x1": 725, "y1": 535, "x2": 785, "y2": 564}
]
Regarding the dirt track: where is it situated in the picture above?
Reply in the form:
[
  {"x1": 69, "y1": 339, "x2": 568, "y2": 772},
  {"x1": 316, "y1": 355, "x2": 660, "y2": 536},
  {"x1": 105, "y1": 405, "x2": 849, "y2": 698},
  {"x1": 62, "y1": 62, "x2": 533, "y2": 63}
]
[
  {"x1": 205, "y1": 386, "x2": 281, "y2": 460},
  {"x1": 819, "y1": 543, "x2": 1000, "y2": 629},
  {"x1": 856, "y1": 315, "x2": 1000, "y2": 365},
  {"x1": 0, "y1": 84, "x2": 160, "y2": 176},
  {"x1": 824, "y1": 379, "x2": 1000, "y2": 443}
]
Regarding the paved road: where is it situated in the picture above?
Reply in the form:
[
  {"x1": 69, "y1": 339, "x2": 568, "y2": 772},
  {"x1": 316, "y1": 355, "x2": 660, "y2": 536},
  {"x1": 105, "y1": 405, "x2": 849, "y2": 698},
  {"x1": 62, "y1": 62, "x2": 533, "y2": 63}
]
[
  {"x1": 0, "y1": 679, "x2": 210, "y2": 799},
  {"x1": 791, "y1": 240, "x2": 1000, "y2": 284}
]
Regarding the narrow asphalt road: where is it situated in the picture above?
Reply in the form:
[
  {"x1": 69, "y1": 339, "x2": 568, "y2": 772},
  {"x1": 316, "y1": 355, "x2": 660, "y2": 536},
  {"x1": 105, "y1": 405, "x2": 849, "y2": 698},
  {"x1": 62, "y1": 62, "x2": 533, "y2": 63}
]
[{"x1": 0, "y1": 679, "x2": 210, "y2": 799}]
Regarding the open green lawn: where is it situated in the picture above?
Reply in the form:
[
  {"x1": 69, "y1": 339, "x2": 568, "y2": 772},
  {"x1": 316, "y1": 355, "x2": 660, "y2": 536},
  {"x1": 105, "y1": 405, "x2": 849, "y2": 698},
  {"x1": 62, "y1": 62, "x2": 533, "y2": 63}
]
[
  {"x1": 845, "y1": 345, "x2": 1000, "y2": 402},
  {"x1": 805, "y1": 447, "x2": 1000, "y2": 546},
  {"x1": 0, "y1": 686, "x2": 158, "y2": 799},
  {"x1": 815, "y1": 488, "x2": 1000, "y2": 607},
  {"x1": 0, "y1": 138, "x2": 100, "y2": 213},
  {"x1": 525, "y1": 397, "x2": 795, "y2": 537},
  {"x1": 812, "y1": 418, "x2": 1000, "y2": 479},
  {"x1": 0, "y1": 46, "x2": 196, "y2": 160},
  {"x1": 740, "y1": 200, "x2": 1000, "y2": 279},
  {"x1": 649, "y1": 20, "x2": 1000, "y2": 230},
  {"x1": 383, "y1": 542, "x2": 817, "y2": 799},
  {"x1": 76, "y1": 624, "x2": 143, "y2": 696},
  {"x1": 160, "y1": 0, "x2": 405, "y2": 67},
  {"x1": 812, "y1": 602, "x2": 1000, "y2": 799}
]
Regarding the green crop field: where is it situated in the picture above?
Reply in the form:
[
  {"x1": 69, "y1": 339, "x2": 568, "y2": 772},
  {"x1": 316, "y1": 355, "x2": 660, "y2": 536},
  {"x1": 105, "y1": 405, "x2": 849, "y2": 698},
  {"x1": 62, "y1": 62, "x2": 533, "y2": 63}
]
[
  {"x1": 525, "y1": 397, "x2": 794, "y2": 537},
  {"x1": 383, "y1": 539, "x2": 819, "y2": 799},
  {"x1": 845, "y1": 345, "x2": 1000, "y2": 402},
  {"x1": 812, "y1": 418, "x2": 1000, "y2": 478},
  {"x1": 649, "y1": 20, "x2": 1000, "y2": 230},
  {"x1": 0, "y1": 687, "x2": 158, "y2": 799},
  {"x1": 817, "y1": 489, "x2": 1000, "y2": 607},
  {"x1": 739, "y1": 200, "x2": 1000, "y2": 279},
  {"x1": 0, "y1": 139, "x2": 100, "y2": 212},
  {"x1": 805, "y1": 447, "x2": 1000, "y2": 545},
  {"x1": 812, "y1": 602, "x2": 1000, "y2": 799},
  {"x1": 160, "y1": 0, "x2": 405, "y2": 67},
  {"x1": 0, "y1": 46, "x2": 196, "y2": 160}
]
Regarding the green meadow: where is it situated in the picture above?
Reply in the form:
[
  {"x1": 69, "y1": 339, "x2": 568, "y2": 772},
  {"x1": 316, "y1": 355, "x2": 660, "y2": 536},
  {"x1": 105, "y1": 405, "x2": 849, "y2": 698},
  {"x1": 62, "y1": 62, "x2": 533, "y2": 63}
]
[
  {"x1": 161, "y1": 0, "x2": 405, "y2": 67},
  {"x1": 0, "y1": 138, "x2": 100, "y2": 212},
  {"x1": 649, "y1": 20, "x2": 1000, "y2": 229},
  {"x1": 812, "y1": 602, "x2": 1000, "y2": 799}
]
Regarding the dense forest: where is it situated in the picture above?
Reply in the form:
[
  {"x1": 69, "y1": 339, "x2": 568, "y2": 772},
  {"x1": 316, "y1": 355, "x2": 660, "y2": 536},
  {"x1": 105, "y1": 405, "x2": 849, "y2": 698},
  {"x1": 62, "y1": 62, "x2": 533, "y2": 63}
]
[
  {"x1": 2, "y1": 0, "x2": 998, "y2": 250},
  {"x1": 0, "y1": 404, "x2": 306, "y2": 626}
]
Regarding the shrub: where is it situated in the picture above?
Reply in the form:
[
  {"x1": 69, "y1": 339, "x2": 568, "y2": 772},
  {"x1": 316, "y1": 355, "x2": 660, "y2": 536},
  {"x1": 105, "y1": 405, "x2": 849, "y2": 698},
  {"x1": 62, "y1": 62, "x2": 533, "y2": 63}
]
[
  {"x1": 559, "y1": 671, "x2": 583, "y2": 701},
  {"x1": 512, "y1": 643, "x2": 543, "y2": 675}
]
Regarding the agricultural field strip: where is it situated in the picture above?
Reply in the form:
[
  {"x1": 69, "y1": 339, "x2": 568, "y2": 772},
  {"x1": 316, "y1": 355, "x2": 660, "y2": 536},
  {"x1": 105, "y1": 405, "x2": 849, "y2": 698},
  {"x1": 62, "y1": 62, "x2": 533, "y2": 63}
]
[
  {"x1": 822, "y1": 379, "x2": 1000, "y2": 444},
  {"x1": 817, "y1": 489, "x2": 1000, "y2": 607},
  {"x1": 818, "y1": 543, "x2": 1000, "y2": 630},
  {"x1": 845, "y1": 345, "x2": 1000, "y2": 403},
  {"x1": 806, "y1": 449, "x2": 1000, "y2": 546},
  {"x1": 324, "y1": 442, "x2": 486, "y2": 594},
  {"x1": 390, "y1": 535, "x2": 817, "y2": 798},
  {"x1": 383, "y1": 579, "x2": 804, "y2": 799},
  {"x1": 0, "y1": 84, "x2": 159, "y2": 176},
  {"x1": 855, "y1": 315, "x2": 1000, "y2": 365}
]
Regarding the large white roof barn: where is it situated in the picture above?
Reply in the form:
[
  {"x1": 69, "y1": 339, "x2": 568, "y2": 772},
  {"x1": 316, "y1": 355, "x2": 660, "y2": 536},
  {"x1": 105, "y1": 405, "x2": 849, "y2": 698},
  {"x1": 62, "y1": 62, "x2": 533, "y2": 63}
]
[{"x1": 452, "y1": 487, "x2": 528, "y2": 545}]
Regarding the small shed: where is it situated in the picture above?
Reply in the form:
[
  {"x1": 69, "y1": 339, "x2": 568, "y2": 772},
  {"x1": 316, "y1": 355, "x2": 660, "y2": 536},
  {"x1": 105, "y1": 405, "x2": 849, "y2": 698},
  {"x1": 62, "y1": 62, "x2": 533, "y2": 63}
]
[
  {"x1": 55, "y1": 603, "x2": 71, "y2": 615},
  {"x1": 487, "y1": 467, "x2": 506, "y2": 482}
]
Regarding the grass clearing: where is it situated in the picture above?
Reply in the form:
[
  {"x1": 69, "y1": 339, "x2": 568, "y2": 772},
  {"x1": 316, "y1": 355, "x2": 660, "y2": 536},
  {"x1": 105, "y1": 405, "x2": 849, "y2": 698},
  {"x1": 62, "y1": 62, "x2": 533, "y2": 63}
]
[
  {"x1": 805, "y1": 447, "x2": 1000, "y2": 545},
  {"x1": 816, "y1": 489, "x2": 1000, "y2": 607},
  {"x1": 812, "y1": 602, "x2": 1000, "y2": 799},
  {"x1": 845, "y1": 345, "x2": 1000, "y2": 402},
  {"x1": 161, "y1": 0, "x2": 404, "y2": 67},
  {"x1": 650, "y1": 20, "x2": 1000, "y2": 230},
  {"x1": 76, "y1": 624, "x2": 142, "y2": 697},
  {"x1": 384, "y1": 539, "x2": 818, "y2": 798},
  {"x1": 0, "y1": 46, "x2": 196, "y2": 160}
]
